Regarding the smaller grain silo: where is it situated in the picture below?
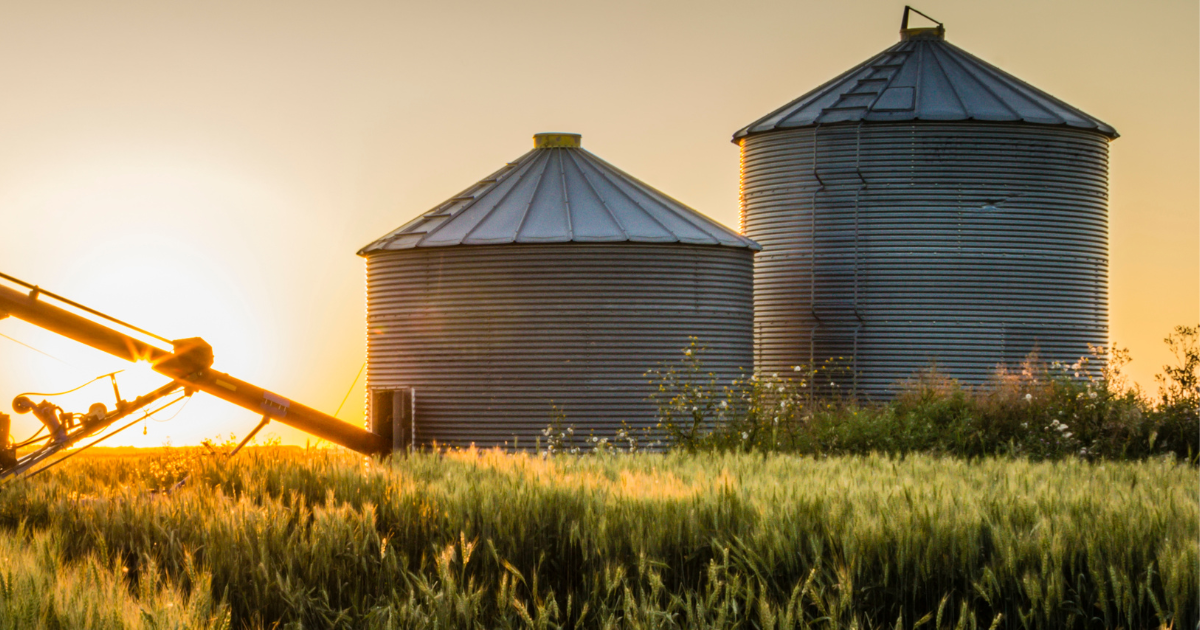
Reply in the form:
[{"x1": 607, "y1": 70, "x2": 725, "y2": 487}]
[{"x1": 360, "y1": 133, "x2": 758, "y2": 449}]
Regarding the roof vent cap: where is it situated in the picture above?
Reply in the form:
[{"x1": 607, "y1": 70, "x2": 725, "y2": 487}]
[
  {"x1": 899, "y1": 5, "x2": 944, "y2": 41},
  {"x1": 534, "y1": 133, "x2": 581, "y2": 149}
]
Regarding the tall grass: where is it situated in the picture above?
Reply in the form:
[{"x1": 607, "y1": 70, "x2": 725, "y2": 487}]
[
  {"x1": 0, "y1": 521, "x2": 229, "y2": 629},
  {"x1": 0, "y1": 448, "x2": 1192, "y2": 629}
]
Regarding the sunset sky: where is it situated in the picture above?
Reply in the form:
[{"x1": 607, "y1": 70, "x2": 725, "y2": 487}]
[{"x1": 0, "y1": 0, "x2": 1195, "y2": 447}]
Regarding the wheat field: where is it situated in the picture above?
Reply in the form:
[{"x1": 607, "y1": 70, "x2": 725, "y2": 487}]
[{"x1": 0, "y1": 447, "x2": 1193, "y2": 629}]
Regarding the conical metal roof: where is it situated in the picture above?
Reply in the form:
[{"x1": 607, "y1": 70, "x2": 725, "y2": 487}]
[
  {"x1": 733, "y1": 15, "x2": 1117, "y2": 141},
  {"x1": 360, "y1": 133, "x2": 759, "y2": 253}
]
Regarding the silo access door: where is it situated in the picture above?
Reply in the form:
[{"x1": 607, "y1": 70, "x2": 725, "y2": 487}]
[{"x1": 371, "y1": 388, "x2": 415, "y2": 454}]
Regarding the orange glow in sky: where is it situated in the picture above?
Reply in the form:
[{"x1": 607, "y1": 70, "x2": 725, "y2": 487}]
[{"x1": 0, "y1": 0, "x2": 1195, "y2": 447}]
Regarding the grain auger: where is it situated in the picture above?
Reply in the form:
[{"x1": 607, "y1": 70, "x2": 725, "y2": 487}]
[{"x1": 0, "y1": 272, "x2": 389, "y2": 480}]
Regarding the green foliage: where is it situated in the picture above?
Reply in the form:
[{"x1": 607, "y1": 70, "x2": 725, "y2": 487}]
[
  {"x1": 0, "y1": 450, "x2": 1192, "y2": 629},
  {"x1": 644, "y1": 337, "x2": 728, "y2": 451},
  {"x1": 540, "y1": 403, "x2": 576, "y2": 456},
  {"x1": 645, "y1": 327, "x2": 1200, "y2": 462},
  {"x1": 644, "y1": 338, "x2": 848, "y2": 453},
  {"x1": 1153, "y1": 325, "x2": 1200, "y2": 459}
]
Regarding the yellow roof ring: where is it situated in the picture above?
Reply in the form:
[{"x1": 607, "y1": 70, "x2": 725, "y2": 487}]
[
  {"x1": 900, "y1": 26, "x2": 944, "y2": 41},
  {"x1": 533, "y1": 133, "x2": 581, "y2": 149}
]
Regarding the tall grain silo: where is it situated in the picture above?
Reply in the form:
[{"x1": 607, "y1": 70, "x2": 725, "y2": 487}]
[
  {"x1": 735, "y1": 10, "x2": 1118, "y2": 398},
  {"x1": 360, "y1": 133, "x2": 758, "y2": 449}
]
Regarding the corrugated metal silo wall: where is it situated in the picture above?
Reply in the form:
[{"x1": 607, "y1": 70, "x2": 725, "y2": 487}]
[
  {"x1": 740, "y1": 122, "x2": 1109, "y2": 398},
  {"x1": 366, "y1": 243, "x2": 754, "y2": 448}
]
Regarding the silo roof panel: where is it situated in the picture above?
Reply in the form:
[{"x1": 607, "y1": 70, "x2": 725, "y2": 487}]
[
  {"x1": 516, "y1": 153, "x2": 572, "y2": 243},
  {"x1": 469, "y1": 153, "x2": 554, "y2": 245},
  {"x1": 772, "y1": 66, "x2": 876, "y2": 129},
  {"x1": 912, "y1": 47, "x2": 973, "y2": 120},
  {"x1": 419, "y1": 157, "x2": 538, "y2": 247},
  {"x1": 361, "y1": 135, "x2": 759, "y2": 253},
  {"x1": 734, "y1": 28, "x2": 1118, "y2": 141},
  {"x1": 597, "y1": 158, "x2": 729, "y2": 245},
  {"x1": 927, "y1": 46, "x2": 1011, "y2": 120},
  {"x1": 572, "y1": 155, "x2": 678, "y2": 241},
  {"x1": 561, "y1": 152, "x2": 627, "y2": 241}
]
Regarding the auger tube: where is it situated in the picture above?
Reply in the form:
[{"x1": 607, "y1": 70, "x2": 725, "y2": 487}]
[{"x1": 0, "y1": 280, "x2": 388, "y2": 456}]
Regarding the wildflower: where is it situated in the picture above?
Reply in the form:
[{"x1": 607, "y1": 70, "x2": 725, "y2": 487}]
[
  {"x1": 720, "y1": 400, "x2": 728, "y2": 409},
  {"x1": 1025, "y1": 393, "x2": 1033, "y2": 402},
  {"x1": 1063, "y1": 432, "x2": 1073, "y2": 438},
  {"x1": 741, "y1": 432, "x2": 749, "y2": 440},
  {"x1": 793, "y1": 366, "x2": 801, "y2": 371},
  {"x1": 684, "y1": 349, "x2": 692, "y2": 356},
  {"x1": 1088, "y1": 391, "x2": 1098, "y2": 399},
  {"x1": 566, "y1": 427, "x2": 574, "y2": 436}
]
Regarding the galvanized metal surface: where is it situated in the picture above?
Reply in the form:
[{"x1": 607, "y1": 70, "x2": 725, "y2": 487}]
[
  {"x1": 360, "y1": 134, "x2": 758, "y2": 253},
  {"x1": 365, "y1": 243, "x2": 754, "y2": 448},
  {"x1": 733, "y1": 30, "x2": 1118, "y2": 142},
  {"x1": 740, "y1": 122, "x2": 1109, "y2": 398}
]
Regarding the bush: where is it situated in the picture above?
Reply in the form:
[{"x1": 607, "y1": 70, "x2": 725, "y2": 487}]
[
  {"x1": 645, "y1": 339, "x2": 854, "y2": 453},
  {"x1": 644, "y1": 326, "x2": 1199, "y2": 463},
  {"x1": 1152, "y1": 325, "x2": 1200, "y2": 460}
]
